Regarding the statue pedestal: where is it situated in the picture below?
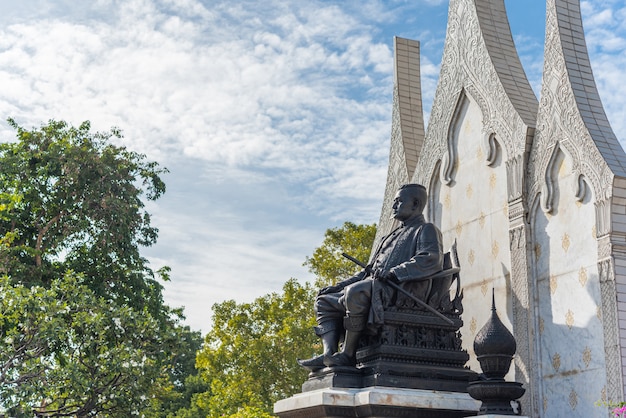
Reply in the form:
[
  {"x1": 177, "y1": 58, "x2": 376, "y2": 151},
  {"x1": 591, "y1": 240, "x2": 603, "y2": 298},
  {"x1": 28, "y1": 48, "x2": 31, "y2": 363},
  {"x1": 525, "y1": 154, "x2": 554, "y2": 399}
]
[{"x1": 274, "y1": 386, "x2": 480, "y2": 418}]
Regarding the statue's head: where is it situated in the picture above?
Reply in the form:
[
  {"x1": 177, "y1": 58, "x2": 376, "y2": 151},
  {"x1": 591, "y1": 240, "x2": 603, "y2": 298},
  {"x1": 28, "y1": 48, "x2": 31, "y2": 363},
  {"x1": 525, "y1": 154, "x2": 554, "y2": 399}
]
[{"x1": 392, "y1": 184, "x2": 427, "y2": 222}]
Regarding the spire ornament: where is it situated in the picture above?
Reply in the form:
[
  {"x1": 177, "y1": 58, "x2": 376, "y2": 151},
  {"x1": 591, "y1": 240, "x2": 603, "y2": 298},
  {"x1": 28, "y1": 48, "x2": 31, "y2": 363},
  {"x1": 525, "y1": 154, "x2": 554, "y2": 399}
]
[{"x1": 468, "y1": 289, "x2": 525, "y2": 415}]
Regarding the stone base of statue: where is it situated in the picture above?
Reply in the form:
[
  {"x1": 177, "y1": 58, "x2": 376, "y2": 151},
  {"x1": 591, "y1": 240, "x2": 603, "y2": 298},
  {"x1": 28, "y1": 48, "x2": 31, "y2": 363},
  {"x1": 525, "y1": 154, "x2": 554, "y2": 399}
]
[
  {"x1": 285, "y1": 310, "x2": 479, "y2": 417},
  {"x1": 301, "y1": 366, "x2": 364, "y2": 392},
  {"x1": 357, "y1": 310, "x2": 476, "y2": 392},
  {"x1": 302, "y1": 309, "x2": 477, "y2": 393},
  {"x1": 274, "y1": 386, "x2": 481, "y2": 418}
]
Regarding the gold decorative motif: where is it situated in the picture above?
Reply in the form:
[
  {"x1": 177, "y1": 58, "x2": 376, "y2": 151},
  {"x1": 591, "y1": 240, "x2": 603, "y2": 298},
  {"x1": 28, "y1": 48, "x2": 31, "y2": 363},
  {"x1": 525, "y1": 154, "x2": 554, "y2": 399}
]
[
  {"x1": 552, "y1": 353, "x2": 561, "y2": 372},
  {"x1": 534, "y1": 243, "x2": 542, "y2": 259},
  {"x1": 562, "y1": 233, "x2": 570, "y2": 252},
  {"x1": 592, "y1": 225, "x2": 597, "y2": 239},
  {"x1": 579, "y1": 267, "x2": 588, "y2": 287},
  {"x1": 597, "y1": 305, "x2": 602, "y2": 321},
  {"x1": 569, "y1": 389, "x2": 578, "y2": 410},
  {"x1": 468, "y1": 249, "x2": 475, "y2": 266},
  {"x1": 477, "y1": 147, "x2": 484, "y2": 160},
  {"x1": 481, "y1": 279, "x2": 488, "y2": 296},
  {"x1": 492, "y1": 241, "x2": 499, "y2": 259},
  {"x1": 575, "y1": 200, "x2": 582, "y2": 208},
  {"x1": 549, "y1": 275, "x2": 557, "y2": 294},
  {"x1": 455, "y1": 220, "x2": 463, "y2": 236},
  {"x1": 444, "y1": 193, "x2": 451, "y2": 209},
  {"x1": 583, "y1": 347, "x2": 591, "y2": 368},
  {"x1": 479, "y1": 211, "x2": 486, "y2": 228},
  {"x1": 565, "y1": 309, "x2": 574, "y2": 329},
  {"x1": 543, "y1": 396, "x2": 548, "y2": 412},
  {"x1": 470, "y1": 317, "x2": 477, "y2": 334},
  {"x1": 489, "y1": 172, "x2": 497, "y2": 189},
  {"x1": 466, "y1": 184, "x2": 473, "y2": 199},
  {"x1": 503, "y1": 202, "x2": 508, "y2": 217},
  {"x1": 539, "y1": 317, "x2": 544, "y2": 335},
  {"x1": 601, "y1": 386, "x2": 607, "y2": 402}
]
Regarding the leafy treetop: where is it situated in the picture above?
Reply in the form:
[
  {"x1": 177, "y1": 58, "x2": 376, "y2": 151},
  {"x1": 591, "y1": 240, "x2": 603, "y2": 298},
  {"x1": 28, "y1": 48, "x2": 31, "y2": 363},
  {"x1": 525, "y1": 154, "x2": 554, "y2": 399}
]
[{"x1": 0, "y1": 118, "x2": 168, "y2": 310}]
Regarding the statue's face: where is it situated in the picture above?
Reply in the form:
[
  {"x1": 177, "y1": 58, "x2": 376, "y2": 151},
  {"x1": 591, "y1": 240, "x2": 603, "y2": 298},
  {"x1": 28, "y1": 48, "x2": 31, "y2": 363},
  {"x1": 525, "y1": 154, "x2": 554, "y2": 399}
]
[{"x1": 392, "y1": 188, "x2": 420, "y2": 222}]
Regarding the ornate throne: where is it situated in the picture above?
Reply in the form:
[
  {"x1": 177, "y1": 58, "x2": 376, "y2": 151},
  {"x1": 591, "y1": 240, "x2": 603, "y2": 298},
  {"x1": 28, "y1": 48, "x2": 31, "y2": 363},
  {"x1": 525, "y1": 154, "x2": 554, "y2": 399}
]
[{"x1": 356, "y1": 242, "x2": 477, "y2": 392}]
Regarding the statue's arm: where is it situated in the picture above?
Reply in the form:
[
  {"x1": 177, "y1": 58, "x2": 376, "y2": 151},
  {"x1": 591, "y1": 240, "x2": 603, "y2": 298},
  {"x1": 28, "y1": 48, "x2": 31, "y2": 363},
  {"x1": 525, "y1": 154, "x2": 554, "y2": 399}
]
[
  {"x1": 318, "y1": 269, "x2": 367, "y2": 295},
  {"x1": 390, "y1": 223, "x2": 444, "y2": 283}
]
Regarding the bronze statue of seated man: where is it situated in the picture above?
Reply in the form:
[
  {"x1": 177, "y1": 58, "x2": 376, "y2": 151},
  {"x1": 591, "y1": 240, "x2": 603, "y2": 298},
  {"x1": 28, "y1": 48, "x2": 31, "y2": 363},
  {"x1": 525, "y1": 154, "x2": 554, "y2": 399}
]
[{"x1": 298, "y1": 184, "x2": 447, "y2": 371}]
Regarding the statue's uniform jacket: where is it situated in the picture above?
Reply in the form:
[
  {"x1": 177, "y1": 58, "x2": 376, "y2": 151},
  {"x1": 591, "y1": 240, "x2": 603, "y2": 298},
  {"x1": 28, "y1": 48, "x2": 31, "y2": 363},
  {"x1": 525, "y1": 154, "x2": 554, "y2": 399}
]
[{"x1": 315, "y1": 214, "x2": 444, "y2": 333}]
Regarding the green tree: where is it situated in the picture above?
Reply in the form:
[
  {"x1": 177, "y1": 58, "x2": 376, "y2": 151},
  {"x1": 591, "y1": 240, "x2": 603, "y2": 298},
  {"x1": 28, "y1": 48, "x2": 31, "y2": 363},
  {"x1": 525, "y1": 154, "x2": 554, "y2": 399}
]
[
  {"x1": 182, "y1": 222, "x2": 377, "y2": 417},
  {"x1": 0, "y1": 273, "x2": 165, "y2": 416},
  {"x1": 176, "y1": 279, "x2": 316, "y2": 417},
  {"x1": 304, "y1": 221, "x2": 376, "y2": 288},
  {"x1": 0, "y1": 119, "x2": 202, "y2": 416},
  {"x1": 0, "y1": 118, "x2": 167, "y2": 311}
]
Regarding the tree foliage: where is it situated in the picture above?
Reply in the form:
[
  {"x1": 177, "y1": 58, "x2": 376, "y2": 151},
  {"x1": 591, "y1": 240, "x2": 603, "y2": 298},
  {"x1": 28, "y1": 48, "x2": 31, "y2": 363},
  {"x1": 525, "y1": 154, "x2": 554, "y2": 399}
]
[
  {"x1": 0, "y1": 273, "x2": 164, "y2": 416},
  {"x1": 177, "y1": 279, "x2": 317, "y2": 417},
  {"x1": 0, "y1": 119, "x2": 202, "y2": 417},
  {"x1": 0, "y1": 118, "x2": 167, "y2": 310},
  {"x1": 181, "y1": 222, "x2": 377, "y2": 416},
  {"x1": 303, "y1": 221, "x2": 376, "y2": 288}
]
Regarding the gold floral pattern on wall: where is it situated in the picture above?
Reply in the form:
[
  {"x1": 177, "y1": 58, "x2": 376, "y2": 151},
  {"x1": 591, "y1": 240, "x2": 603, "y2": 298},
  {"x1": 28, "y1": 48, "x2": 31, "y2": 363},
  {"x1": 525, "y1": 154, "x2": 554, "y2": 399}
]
[
  {"x1": 552, "y1": 352, "x2": 561, "y2": 372},
  {"x1": 569, "y1": 389, "x2": 578, "y2": 410},
  {"x1": 579, "y1": 267, "x2": 588, "y2": 287},
  {"x1": 550, "y1": 275, "x2": 557, "y2": 295},
  {"x1": 562, "y1": 233, "x2": 570, "y2": 252},
  {"x1": 470, "y1": 317, "x2": 477, "y2": 334},
  {"x1": 565, "y1": 309, "x2": 574, "y2": 329},
  {"x1": 583, "y1": 346, "x2": 591, "y2": 368},
  {"x1": 468, "y1": 249, "x2": 475, "y2": 266},
  {"x1": 491, "y1": 240, "x2": 499, "y2": 259}
]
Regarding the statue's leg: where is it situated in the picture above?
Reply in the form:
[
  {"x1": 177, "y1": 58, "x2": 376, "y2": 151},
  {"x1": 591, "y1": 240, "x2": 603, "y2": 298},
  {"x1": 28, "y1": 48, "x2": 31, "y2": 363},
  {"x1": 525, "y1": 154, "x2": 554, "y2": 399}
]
[
  {"x1": 297, "y1": 292, "x2": 344, "y2": 371},
  {"x1": 297, "y1": 320, "x2": 341, "y2": 370},
  {"x1": 325, "y1": 280, "x2": 371, "y2": 367}
]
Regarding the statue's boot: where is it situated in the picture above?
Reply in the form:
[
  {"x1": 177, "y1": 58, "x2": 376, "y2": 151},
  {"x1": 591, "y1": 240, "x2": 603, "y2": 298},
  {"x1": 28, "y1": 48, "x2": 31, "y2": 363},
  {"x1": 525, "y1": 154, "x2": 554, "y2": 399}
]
[
  {"x1": 297, "y1": 326, "x2": 340, "y2": 371},
  {"x1": 324, "y1": 315, "x2": 365, "y2": 367}
]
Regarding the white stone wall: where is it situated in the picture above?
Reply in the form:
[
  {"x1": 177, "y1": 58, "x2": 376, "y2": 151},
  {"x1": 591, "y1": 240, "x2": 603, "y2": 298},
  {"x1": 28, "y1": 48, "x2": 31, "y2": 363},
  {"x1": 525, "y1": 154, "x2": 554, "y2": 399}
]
[
  {"x1": 531, "y1": 149, "x2": 606, "y2": 416},
  {"x1": 428, "y1": 93, "x2": 513, "y2": 377}
]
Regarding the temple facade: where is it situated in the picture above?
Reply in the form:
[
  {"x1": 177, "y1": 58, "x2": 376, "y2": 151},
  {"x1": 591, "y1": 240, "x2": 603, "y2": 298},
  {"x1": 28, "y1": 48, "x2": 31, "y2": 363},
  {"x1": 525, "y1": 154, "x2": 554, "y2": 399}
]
[{"x1": 376, "y1": 0, "x2": 626, "y2": 416}]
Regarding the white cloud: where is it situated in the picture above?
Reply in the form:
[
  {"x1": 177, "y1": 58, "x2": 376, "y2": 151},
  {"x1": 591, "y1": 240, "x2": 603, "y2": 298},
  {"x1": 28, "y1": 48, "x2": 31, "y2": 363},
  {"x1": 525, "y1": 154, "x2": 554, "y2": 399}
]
[
  {"x1": 581, "y1": 1, "x2": 626, "y2": 144},
  {"x1": 2, "y1": 0, "x2": 625, "y2": 333}
]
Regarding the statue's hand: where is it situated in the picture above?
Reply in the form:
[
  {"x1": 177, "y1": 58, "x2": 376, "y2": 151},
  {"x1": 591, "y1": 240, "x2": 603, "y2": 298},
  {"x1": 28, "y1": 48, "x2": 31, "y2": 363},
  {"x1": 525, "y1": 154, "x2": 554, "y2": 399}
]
[
  {"x1": 318, "y1": 285, "x2": 342, "y2": 296},
  {"x1": 375, "y1": 269, "x2": 399, "y2": 284}
]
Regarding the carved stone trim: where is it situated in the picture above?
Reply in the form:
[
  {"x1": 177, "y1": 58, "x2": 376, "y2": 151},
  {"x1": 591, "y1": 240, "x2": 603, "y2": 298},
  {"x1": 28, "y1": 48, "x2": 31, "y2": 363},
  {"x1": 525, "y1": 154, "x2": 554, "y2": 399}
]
[
  {"x1": 598, "y1": 257, "x2": 625, "y2": 404},
  {"x1": 507, "y1": 222, "x2": 536, "y2": 415},
  {"x1": 442, "y1": 92, "x2": 468, "y2": 185},
  {"x1": 595, "y1": 198, "x2": 612, "y2": 238},
  {"x1": 506, "y1": 153, "x2": 526, "y2": 203}
]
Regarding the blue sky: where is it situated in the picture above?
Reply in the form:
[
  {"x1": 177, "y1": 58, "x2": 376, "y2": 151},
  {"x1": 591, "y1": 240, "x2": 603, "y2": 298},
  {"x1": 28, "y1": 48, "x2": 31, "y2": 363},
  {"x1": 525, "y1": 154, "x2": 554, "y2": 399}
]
[{"x1": 0, "y1": 0, "x2": 625, "y2": 332}]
